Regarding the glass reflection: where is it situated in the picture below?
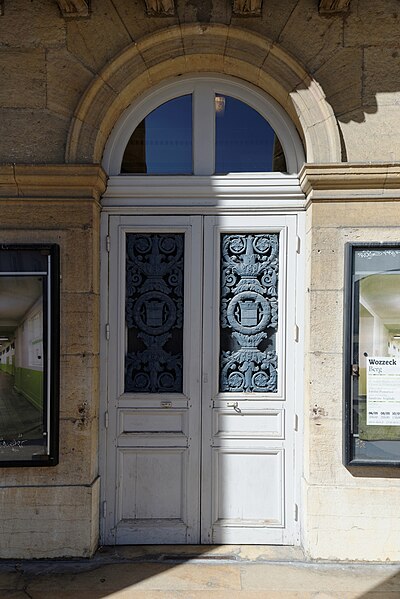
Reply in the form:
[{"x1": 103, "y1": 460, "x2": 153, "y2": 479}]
[
  {"x1": 121, "y1": 95, "x2": 193, "y2": 175},
  {"x1": 215, "y1": 94, "x2": 286, "y2": 173},
  {"x1": 352, "y1": 248, "x2": 400, "y2": 462},
  {"x1": 0, "y1": 276, "x2": 46, "y2": 460}
]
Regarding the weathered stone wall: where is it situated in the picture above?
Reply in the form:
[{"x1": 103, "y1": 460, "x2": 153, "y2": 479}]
[
  {"x1": 0, "y1": 165, "x2": 106, "y2": 558},
  {"x1": 1, "y1": 0, "x2": 400, "y2": 164},
  {"x1": 301, "y1": 164, "x2": 400, "y2": 561}
]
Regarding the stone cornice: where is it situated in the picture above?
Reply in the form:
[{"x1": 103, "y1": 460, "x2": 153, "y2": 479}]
[
  {"x1": 300, "y1": 163, "x2": 400, "y2": 204},
  {"x1": 0, "y1": 164, "x2": 107, "y2": 201}
]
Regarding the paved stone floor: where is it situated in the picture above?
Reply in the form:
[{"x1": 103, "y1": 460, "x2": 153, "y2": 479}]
[{"x1": 0, "y1": 546, "x2": 400, "y2": 598}]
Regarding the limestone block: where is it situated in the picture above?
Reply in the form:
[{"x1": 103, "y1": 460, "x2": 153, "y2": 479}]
[
  {"x1": 225, "y1": 28, "x2": 270, "y2": 69},
  {"x1": 67, "y1": 118, "x2": 108, "y2": 164},
  {"x1": 306, "y1": 351, "x2": 343, "y2": 404},
  {"x1": 47, "y1": 49, "x2": 94, "y2": 119},
  {"x1": 66, "y1": 0, "x2": 132, "y2": 72},
  {"x1": 307, "y1": 417, "x2": 347, "y2": 485},
  {"x1": 309, "y1": 290, "x2": 343, "y2": 354},
  {"x1": 0, "y1": 0, "x2": 65, "y2": 48},
  {"x1": 186, "y1": 53, "x2": 224, "y2": 74},
  {"x1": 344, "y1": 0, "x2": 400, "y2": 47},
  {"x1": 0, "y1": 479, "x2": 99, "y2": 558},
  {"x1": 313, "y1": 47, "x2": 362, "y2": 117},
  {"x1": 0, "y1": 109, "x2": 69, "y2": 164},
  {"x1": 182, "y1": 24, "x2": 228, "y2": 57},
  {"x1": 100, "y1": 45, "x2": 149, "y2": 96},
  {"x1": 223, "y1": 56, "x2": 259, "y2": 85},
  {"x1": 64, "y1": 228, "x2": 99, "y2": 294},
  {"x1": 0, "y1": 49, "x2": 46, "y2": 109},
  {"x1": 233, "y1": 0, "x2": 297, "y2": 42},
  {"x1": 278, "y1": 0, "x2": 343, "y2": 73},
  {"x1": 61, "y1": 292, "x2": 99, "y2": 355},
  {"x1": 72, "y1": 79, "x2": 119, "y2": 132},
  {"x1": 304, "y1": 485, "x2": 400, "y2": 560},
  {"x1": 57, "y1": 416, "x2": 99, "y2": 482},
  {"x1": 108, "y1": 0, "x2": 177, "y2": 41},
  {"x1": 59, "y1": 354, "x2": 99, "y2": 420},
  {"x1": 340, "y1": 104, "x2": 400, "y2": 163},
  {"x1": 137, "y1": 27, "x2": 185, "y2": 69},
  {"x1": 309, "y1": 201, "x2": 400, "y2": 228},
  {"x1": 364, "y1": 46, "x2": 400, "y2": 107},
  {"x1": 147, "y1": 56, "x2": 188, "y2": 85},
  {"x1": 306, "y1": 227, "x2": 344, "y2": 291},
  {"x1": 0, "y1": 200, "x2": 99, "y2": 230},
  {"x1": 260, "y1": 52, "x2": 303, "y2": 102}
]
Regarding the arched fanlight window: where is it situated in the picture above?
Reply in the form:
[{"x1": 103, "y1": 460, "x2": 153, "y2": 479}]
[
  {"x1": 121, "y1": 93, "x2": 286, "y2": 175},
  {"x1": 103, "y1": 77, "x2": 305, "y2": 176},
  {"x1": 121, "y1": 95, "x2": 193, "y2": 175}
]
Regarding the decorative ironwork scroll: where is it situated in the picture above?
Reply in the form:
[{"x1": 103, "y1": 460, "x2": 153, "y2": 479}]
[
  {"x1": 220, "y1": 233, "x2": 279, "y2": 393},
  {"x1": 125, "y1": 234, "x2": 184, "y2": 393}
]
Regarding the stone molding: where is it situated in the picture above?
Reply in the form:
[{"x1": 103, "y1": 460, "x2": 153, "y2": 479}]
[
  {"x1": 65, "y1": 24, "x2": 341, "y2": 167},
  {"x1": 319, "y1": 0, "x2": 351, "y2": 14},
  {"x1": 0, "y1": 164, "x2": 107, "y2": 200},
  {"x1": 56, "y1": 0, "x2": 90, "y2": 18},
  {"x1": 300, "y1": 163, "x2": 400, "y2": 204}
]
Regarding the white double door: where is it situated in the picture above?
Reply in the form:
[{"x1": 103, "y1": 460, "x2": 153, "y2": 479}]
[{"x1": 102, "y1": 213, "x2": 299, "y2": 545}]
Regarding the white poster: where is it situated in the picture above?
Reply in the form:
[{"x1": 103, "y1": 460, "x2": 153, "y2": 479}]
[{"x1": 367, "y1": 357, "x2": 400, "y2": 425}]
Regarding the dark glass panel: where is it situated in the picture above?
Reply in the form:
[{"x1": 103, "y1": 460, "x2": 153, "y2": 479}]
[
  {"x1": 220, "y1": 233, "x2": 279, "y2": 393},
  {"x1": 125, "y1": 233, "x2": 184, "y2": 393},
  {"x1": 215, "y1": 95, "x2": 287, "y2": 174},
  {"x1": 121, "y1": 95, "x2": 192, "y2": 175},
  {"x1": 350, "y1": 247, "x2": 400, "y2": 463}
]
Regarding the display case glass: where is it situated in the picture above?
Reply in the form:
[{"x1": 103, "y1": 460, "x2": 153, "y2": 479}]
[{"x1": 0, "y1": 245, "x2": 59, "y2": 466}]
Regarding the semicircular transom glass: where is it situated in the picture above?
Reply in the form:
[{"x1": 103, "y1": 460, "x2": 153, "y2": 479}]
[
  {"x1": 215, "y1": 94, "x2": 286, "y2": 173},
  {"x1": 121, "y1": 95, "x2": 193, "y2": 175}
]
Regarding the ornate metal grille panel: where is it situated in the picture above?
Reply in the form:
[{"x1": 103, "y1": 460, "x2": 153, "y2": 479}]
[
  {"x1": 125, "y1": 233, "x2": 184, "y2": 393},
  {"x1": 220, "y1": 233, "x2": 279, "y2": 393}
]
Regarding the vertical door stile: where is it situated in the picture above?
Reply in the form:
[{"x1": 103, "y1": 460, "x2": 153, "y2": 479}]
[{"x1": 201, "y1": 215, "x2": 297, "y2": 545}]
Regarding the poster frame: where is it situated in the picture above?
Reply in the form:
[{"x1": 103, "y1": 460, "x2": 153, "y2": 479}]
[
  {"x1": 0, "y1": 244, "x2": 59, "y2": 467},
  {"x1": 344, "y1": 242, "x2": 400, "y2": 468}
]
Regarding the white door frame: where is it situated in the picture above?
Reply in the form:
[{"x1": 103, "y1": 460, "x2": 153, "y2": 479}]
[{"x1": 99, "y1": 200, "x2": 306, "y2": 546}]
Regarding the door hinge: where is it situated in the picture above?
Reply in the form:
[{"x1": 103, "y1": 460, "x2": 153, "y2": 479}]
[
  {"x1": 104, "y1": 411, "x2": 109, "y2": 429},
  {"x1": 296, "y1": 235, "x2": 301, "y2": 254},
  {"x1": 105, "y1": 323, "x2": 110, "y2": 340},
  {"x1": 106, "y1": 235, "x2": 110, "y2": 252},
  {"x1": 294, "y1": 503, "x2": 299, "y2": 522},
  {"x1": 294, "y1": 413, "x2": 299, "y2": 431},
  {"x1": 103, "y1": 500, "x2": 107, "y2": 518},
  {"x1": 294, "y1": 323, "x2": 299, "y2": 342}
]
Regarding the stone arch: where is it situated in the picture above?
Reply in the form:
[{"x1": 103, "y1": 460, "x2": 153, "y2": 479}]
[{"x1": 66, "y1": 24, "x2": 341, "y2": 166}]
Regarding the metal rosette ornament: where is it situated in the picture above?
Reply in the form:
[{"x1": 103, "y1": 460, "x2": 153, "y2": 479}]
[
  {"x1": 125, "y1": 233, "x2": 184, "y2": 393},
  {"x1": 220, "y1": 233, "x2": 278, "y2": 393}
]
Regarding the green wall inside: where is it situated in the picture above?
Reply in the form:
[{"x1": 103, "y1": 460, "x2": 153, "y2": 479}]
[{"x1": 14, "y1": 367, "x2": 43, "y2": 410}]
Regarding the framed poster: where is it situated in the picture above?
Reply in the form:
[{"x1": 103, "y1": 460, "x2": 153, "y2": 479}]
[
  {"x1": 344, "y1": 243, "x2": 400, "y2": 467},
  {"x1": 0, "y1": 245, "x2": 59, "y2": 466}
]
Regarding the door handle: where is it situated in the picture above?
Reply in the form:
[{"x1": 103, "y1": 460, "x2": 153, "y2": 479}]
[{"x1": 227, "y1": 401, "x2": 241, "y2": 413}]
